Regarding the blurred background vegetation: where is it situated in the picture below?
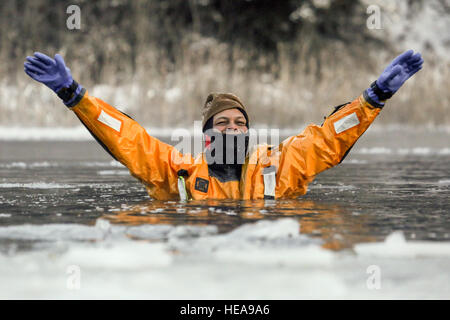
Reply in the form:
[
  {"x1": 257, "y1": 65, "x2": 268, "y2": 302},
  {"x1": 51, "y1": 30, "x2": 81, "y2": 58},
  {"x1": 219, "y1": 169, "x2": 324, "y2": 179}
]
[{"x1": 0, "y1": 0, "x2": 449, "y2": 128}]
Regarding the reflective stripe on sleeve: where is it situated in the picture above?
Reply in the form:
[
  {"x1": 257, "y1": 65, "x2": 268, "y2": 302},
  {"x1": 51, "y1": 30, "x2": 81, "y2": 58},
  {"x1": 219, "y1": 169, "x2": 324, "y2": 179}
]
[
  {"x1": 97, "y1": 110, "x2": 122, "y2": 132},
  {"x1": 333, "y1": 112, "x2": 360, "y2": 134},
  {"x1": 178, "y1": 176, "x2": 188, "y2": 201}
]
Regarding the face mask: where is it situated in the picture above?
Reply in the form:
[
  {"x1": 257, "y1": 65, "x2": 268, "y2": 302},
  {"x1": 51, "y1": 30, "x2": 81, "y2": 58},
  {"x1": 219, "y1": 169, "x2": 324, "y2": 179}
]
[{"x1": 204, "y1": 131, "x2": 250, "y2": 165}]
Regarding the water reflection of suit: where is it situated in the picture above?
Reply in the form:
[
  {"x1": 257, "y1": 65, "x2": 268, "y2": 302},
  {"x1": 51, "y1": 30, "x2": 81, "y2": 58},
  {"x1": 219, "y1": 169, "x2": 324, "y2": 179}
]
[{"x1": 103, "y1": 199, "x2": 378, "y2": 250}]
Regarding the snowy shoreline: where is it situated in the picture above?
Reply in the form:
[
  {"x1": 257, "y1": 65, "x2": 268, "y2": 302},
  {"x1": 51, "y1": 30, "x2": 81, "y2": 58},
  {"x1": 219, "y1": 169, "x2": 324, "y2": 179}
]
[{"x1": 1, "y1": 124, "x2": 450, "y2": 141}]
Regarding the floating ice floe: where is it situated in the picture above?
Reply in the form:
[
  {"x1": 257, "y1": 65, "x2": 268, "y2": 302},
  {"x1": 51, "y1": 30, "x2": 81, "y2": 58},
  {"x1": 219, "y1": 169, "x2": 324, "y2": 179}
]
[
  {"x1": 167, "y1": 218, "x2": 332, "y2": 267},
  {"x1": 0, "y1": 217, "x2": 449, "y2": 299},
  {"x1": 0, "y1": 218, "x2": 313, "y2": 263},
  {"x1": 0, "y1": 162, "x2": 59, "y2": 169},
  {"x1": 0, "y1": 126, "x2": 93, "y2": 141},
  {"x1": 341, "y1": 159, "x2": 368, "y2": 164},
  {"x1": 356, "y1": 147, "x2": 393, "y2": 155},
  {"x1": 83, "y1": 160, "x2": 124, "y2": 167},
  {"x1": 0, "y1": 182, "x2": 123, "y2": 189},
  {"x1": 354, "y1": 231, "x2": 450, "y2": 258},
  {"x1": 0, "y1": 182, "x2": 75, "y2": 189},
  {"x1": 0, "y1": 222, "x2": 115, "y2": 241},
  {"x1": 355, "y1": 147, "x2": 450, "y2": 156},
  {"x1": 97, "y1": 170, "x2": 130, "y2": 176},
  {"x1": 309, "y1": 184, "x2": 357, "y2": 191},
  {"x1": 0, "y1": 218, "x2": 219, "y2": 244},
  {"x1": 0, "y1": 161, "x2": 124, "y2": 169},
  {"x1": 0, "y1": 162, "x2": 27, "y2": 169}
]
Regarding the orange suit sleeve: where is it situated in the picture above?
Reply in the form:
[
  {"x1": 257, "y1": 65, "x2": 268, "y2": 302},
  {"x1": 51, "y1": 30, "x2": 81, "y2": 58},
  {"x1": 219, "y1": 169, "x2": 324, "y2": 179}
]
[
  {"x1": 276, "y1": 94, "x2": 382, "y2": 196},
  {"x1": 70, "y1": 92, "x2": 191, "y2": 199}
]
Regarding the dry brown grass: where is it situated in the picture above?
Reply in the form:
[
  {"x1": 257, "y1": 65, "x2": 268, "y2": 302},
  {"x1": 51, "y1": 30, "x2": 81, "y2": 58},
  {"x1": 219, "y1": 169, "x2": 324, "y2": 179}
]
[{"x1": 1, "y1": 32, "x2": 448, "y2": 129}]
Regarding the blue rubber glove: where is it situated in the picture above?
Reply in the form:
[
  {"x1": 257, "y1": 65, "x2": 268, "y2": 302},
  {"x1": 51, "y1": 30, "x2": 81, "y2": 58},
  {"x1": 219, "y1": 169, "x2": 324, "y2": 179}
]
[
  {"x1": 24, "y1": 52, "x2": 84, "y2": 107},
  {"x1": 365, "y1": 50, "x2": 424, "y2": 106}
]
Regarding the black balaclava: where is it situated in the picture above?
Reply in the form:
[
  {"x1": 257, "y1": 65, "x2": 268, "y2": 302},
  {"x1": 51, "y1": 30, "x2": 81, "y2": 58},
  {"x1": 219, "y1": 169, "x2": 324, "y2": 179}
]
[{"x1": 202, "y1": 119, "x2": 250, "y2": 183}]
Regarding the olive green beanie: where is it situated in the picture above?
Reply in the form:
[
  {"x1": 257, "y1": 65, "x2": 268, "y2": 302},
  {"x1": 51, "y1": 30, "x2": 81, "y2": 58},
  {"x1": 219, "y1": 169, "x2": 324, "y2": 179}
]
[{"x1": 201, "y1": 93, "x2": 249, "y2": 131}]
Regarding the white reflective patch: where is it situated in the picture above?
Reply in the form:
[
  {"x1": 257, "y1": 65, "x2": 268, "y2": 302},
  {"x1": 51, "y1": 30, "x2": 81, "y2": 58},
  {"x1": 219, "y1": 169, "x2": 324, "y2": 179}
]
[
  {"x1": 263, "y1": 170, "x2": 276, "y2": 198},
  {"x1": 97, "y1": 110, "x2": 122, "y2": 132},
  {"x1": 178, "y1": 177, "x2": 188, "y2": 201},
  {"x1": 333, "y1": 112, "x2": 360, "y2": 134}
]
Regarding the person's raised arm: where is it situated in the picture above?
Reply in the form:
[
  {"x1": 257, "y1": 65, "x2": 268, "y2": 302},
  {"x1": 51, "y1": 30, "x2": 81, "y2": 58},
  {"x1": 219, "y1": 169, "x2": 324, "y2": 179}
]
[
  {"x1": 24, "y1": 52, "x2": 192, "y2": 200},
  {"x1": 276, "y1": 50, "x2": 424, "y2": 197}
]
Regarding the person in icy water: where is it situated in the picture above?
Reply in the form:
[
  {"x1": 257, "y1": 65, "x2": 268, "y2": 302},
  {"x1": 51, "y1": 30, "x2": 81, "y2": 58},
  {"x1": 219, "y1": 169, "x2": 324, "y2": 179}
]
[{"x1": 24, "y1": 50, "x2": 423, "y2": 200}]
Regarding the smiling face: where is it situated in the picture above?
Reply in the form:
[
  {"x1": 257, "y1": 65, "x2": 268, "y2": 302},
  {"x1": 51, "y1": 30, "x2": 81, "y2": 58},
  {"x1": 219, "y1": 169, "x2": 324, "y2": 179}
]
[{"x1": 212, "y1": 108, "x2": 248, "y2": 133}]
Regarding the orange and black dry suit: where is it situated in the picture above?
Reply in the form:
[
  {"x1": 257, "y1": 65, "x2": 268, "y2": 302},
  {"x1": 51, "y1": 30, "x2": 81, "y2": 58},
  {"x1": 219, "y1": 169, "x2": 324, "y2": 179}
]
[{"x1": 70, "y1": 91, "x2": 382, "y2": 200}]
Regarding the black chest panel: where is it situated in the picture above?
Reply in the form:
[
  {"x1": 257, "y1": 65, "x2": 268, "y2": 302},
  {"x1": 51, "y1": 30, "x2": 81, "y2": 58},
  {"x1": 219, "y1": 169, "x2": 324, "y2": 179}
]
[{"x1": 208, "y1": 164, "x2": 242, "y2": 183}]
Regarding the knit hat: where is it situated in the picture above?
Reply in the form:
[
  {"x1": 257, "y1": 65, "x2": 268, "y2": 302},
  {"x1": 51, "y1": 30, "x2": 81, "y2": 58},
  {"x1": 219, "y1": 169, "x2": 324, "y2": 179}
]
[{"x1": 201, "y1": 93, "x2": 249, "y2": 132}]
